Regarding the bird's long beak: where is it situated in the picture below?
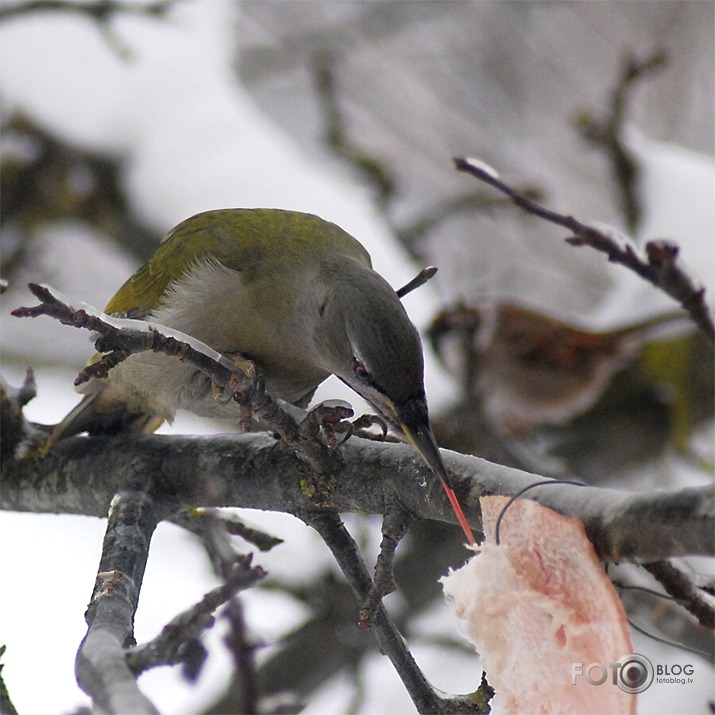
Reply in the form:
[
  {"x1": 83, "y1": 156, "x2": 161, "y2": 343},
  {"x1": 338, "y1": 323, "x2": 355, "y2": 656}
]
[{"x1": 402, "y1": 420, "x2": 476, "y2": 545}]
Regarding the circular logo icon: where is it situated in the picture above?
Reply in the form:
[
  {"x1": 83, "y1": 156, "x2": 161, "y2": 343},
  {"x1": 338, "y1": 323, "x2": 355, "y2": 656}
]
[{"x1": 616, "y1": 653, "x2": 654, "y2": 694}]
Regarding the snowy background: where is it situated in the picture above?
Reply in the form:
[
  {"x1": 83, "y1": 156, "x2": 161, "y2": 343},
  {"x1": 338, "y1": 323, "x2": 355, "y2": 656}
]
[{"x1": 1, "y1": 1, "x2": 713, "y2": 713}]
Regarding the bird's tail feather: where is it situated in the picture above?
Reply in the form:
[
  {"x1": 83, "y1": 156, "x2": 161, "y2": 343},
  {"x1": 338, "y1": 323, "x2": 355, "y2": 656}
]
[{"x1": 47, "y1": 391, "x2": 162, "y2": 447}]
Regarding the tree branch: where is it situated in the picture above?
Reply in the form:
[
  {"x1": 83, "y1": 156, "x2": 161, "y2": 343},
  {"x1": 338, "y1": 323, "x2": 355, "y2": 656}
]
[
  {"x1": 0, "y1": 0, "x2": 174, "y2": 21},
  {"x1": 2, "y1": 428, "x2": 712, "y2": 563},
  {"x1": 0, "y1": 646, "x2": 19, "y2": 715},
  {"x1": 11, "y1": 282, "x2": 346, "y2": 475},
  {"x1": 199, "y1": 513, "x2": 266, "y2": 714},
  {"x1": 577, "y1": 49, "x2": 668, "y2": 233},
  {"x1": 453, "y1": 157, "x2": 715, "y2": 343},
  {"x1": 300, "y1": 509, "x2": 485, "y2": 714},
  {"x1": 6, "y1": 280, "x2": 713, "y2": 710},
  {"x1": 0, "y1": 1, "x2": 177, "y2": 60},
  {"x1": 642, "y1": 560, "x2": 715, "y2": 631},
  {"x1": 126, "y1": 554, "x2": 266, "y2": 678},
  {"x1": 75, "y1": 485, "x2": 168, "y2": 714}
]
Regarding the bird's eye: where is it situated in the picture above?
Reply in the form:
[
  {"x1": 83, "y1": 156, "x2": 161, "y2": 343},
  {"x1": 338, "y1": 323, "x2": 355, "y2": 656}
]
[{"x1": 352, "y1": 358, "x2": 371, "y2": 382}]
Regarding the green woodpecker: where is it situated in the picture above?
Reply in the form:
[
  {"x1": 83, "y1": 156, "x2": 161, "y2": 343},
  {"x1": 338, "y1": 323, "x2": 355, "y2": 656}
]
[{"x1": 54, "y1": 208, "x2": 475, "y2": 543}]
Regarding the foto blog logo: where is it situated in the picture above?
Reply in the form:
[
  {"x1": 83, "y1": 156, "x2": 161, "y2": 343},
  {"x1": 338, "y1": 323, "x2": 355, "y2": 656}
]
[{"x1": 571, "y1": 654, "x2": 655, "y2": 694}]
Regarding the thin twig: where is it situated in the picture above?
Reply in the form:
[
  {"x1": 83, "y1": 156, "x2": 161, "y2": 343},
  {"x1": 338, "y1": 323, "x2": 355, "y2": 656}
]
[
  {"x1": 627, "y1": 618, "x2": 711, "y2": 658},
  {"x1": 171, "y1": 509, "x2": 284, "y2": 552},
  {"x1": 453, "y1": 157, "x2": 715, "y2": 343},
  {"x1": 200, "y1": 513, "x2": 263, "y2": 714},
  {"x1": 396, "y1": 266, "x2": 438, "y2": 299},
  {"x1": 0, "y1": 0, "x2": 174, "y2": 20},
  {"x1": 578, "y1": 49, "x2": 668, "y2": 232},
  {"x1": 642, "y1": 560, "x2": 715, "y2": 630},
  {"x1": 360, "y1": 506, "x2": 415, "y2": 627},
  {"x1": 0, "y1": 0, "x2": 177, "y2": 59},
  {"x1": 300, "y1": 509, "x2": 486, "y2": 714},
  {"x1": 0, "y1": 646, "x2": 19, "y2": 715},
  {"x1": 126, "y1": 556, "x2": 266, "y2": 678}
]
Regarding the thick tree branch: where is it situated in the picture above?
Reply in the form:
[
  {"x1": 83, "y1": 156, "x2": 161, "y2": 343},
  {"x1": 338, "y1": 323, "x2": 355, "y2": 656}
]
[
  {"x1": 6, "y1": 281, "x2": 713, "y2": 711},
  {"x1": 2, "y1": 429, "x2": 712, "y2": 563},
  {"x1": 8, "y1": 286, "x2": 713, "y2": 564},
  {"x1": 75, "y1": 485, "x2": 168, "y2": 714}
]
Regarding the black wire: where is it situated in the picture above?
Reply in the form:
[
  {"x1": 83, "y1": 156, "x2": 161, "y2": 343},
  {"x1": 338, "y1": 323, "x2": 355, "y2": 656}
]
[
  {"x1": 627, "y1": 617, "x2": 711, "y2": 658},
  {"x1": 494, "y1": 478, "x2": 587, "y2": 545}
]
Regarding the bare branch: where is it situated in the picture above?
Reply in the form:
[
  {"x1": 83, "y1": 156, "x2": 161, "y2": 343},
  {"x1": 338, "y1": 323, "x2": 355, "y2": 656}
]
[
  {"x1": 4, "y1": 283, "x2": 714, "y2": 563},
  {"x1": 127, "y1": 553, "x2": 266, "y2": 679},
  {"x1": 360, "y1": 506, "x2": 415, "y2": 627},
  {"x1": 0, "y1": 646, "x2": 19, "y2": 715},
  {"x1": 12, "y1": 282, "x2": 344, "y2": 476},
  {"x1": 577, "y1": 49, "x2": 668, "y2": 232},
  {"x1": 2, "y1": 427, "x2": 712, "y2": 563},
  {"x1": 200, "y1": 515, "x2": 264, "y2": 714},
  {"x1": 612, "y1": 566, "x2": 713, "y2": 658},
  {"x1": 171, "y1": 509, "x2": 284, "y2": 552},
  {"x1": 300, "y1": 509, "x2": 487, "y2": 714},
  {"x1": 453, "y1": 157, "x2": 715, "y2": 343},
  {"x1": 6, "y1": 281, "x2": 713, "y2": 710},
  {"x1": 1, "y1": 368, "x2": 45, "y2": 460},
  {"x1": 11, "y1": 283, "x2": 241, "y2": 383},
  {"x1": 642, "y1": 560, "x2": 715, "y2": 631},
  {"x1": 0, "y1": 0, "x2": 174, "y2": 21},
  {"x1": 0, "y1": 1, "x2": 177, "y2": 59},
  {"x1": 396, "y1": 266, "x2": 438, "y2": 299},
  {"x1": 75, "y1": 486, "x2": 166, "y2": 714}
]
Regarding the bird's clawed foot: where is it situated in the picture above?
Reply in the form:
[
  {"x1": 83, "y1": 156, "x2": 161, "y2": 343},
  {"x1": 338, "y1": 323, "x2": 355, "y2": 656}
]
[
  {"x1": 212, "y1": 355, "x2": 259, "y2": 431},
  {"x1": 299, "y1": 403, "x2": 391, "y2": 448},
  {"x1": 300, "y1": 399, "x2": 355, "y2": 448}
]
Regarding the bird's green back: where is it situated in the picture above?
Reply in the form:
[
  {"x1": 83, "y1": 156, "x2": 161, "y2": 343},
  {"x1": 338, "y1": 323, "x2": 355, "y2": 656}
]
[{"x1": 105, "y1": 209, "x2": 373, "y2": 318}]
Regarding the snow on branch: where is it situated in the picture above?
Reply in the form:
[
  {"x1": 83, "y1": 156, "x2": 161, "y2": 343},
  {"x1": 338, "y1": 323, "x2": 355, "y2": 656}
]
[
  {"x1": 7, "y1": 283, "x2": 715, "y2": 562},
  {"x1": 3, "y1": 409, "x2": 713, "y2": 564},
  {"x1": 5, "y1": 282, "x2": 715, "y2": 564}
]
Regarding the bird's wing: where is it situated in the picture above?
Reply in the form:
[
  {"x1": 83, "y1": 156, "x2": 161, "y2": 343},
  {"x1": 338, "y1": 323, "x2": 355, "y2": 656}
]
[
  {"x1": 104, "y1": 258, "x2": 172, "y2": 318},
  {"x1": 104, "y1": 210, "x2": 247, "y2": 318},
  {"x1": 104, "y1": 208, "x2": 372, "y2": 318}
]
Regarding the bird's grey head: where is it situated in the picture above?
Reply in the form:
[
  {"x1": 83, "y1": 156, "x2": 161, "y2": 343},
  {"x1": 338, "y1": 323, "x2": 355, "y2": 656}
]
[
  {"x1": 310, "y1": 257, "x2": 453, "y2": 495},
  {"x1": 313, "y1": 261, "x2": 428, "y2": 431}
]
